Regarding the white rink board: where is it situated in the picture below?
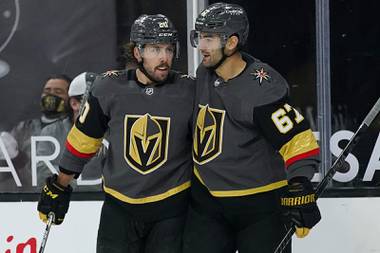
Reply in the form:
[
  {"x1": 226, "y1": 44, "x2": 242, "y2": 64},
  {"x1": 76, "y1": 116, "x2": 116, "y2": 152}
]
[
  {"x1": 0, "y1": 201, "x2": 102, "y2": 253},
  {"x1": 1, "y1": 198, "x2": 380, "y2": 253},
  {"x1": 293, "y1": 198, "x2": 380, "y2": 253}
]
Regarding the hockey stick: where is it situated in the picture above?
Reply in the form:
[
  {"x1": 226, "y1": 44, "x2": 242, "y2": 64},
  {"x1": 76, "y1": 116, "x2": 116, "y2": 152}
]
[
  {"x1": 274, "y1": 97, "x2": 380, "y2": 253},
  {"x1": 39, "y1": 212, "x2": 55, "y2": 253},
  {"x1": 78, "y1": 72, "x2": 97, "y2": 116}
]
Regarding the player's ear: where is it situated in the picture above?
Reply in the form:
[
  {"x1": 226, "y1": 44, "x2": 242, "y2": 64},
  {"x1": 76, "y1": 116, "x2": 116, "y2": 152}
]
[
  {"x1": 225, "y1": 35, "x2": 239, "y2": 51},
  {"x1": 134, "y1": 47, "x2": 142, "y2": 63}
]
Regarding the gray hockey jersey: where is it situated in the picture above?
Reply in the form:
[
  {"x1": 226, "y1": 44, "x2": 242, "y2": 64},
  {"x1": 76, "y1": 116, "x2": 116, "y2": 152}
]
[
  {"x1": 193, "y1": 53, "x2": 320, "y2": 197},
  {"x1": 60, "y1": 69, "x2": 195, "y2": 205}
]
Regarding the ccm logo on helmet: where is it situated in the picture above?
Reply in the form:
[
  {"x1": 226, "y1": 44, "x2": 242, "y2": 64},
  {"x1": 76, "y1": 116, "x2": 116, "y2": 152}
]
[{"x1": 159, "y1": 33, "x2": 173, "y2": 37}]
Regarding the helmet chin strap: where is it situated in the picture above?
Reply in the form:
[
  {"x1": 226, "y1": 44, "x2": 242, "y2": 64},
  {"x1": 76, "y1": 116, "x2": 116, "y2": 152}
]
[{"x1": 209, "y1": 47, "x2": 238, "y2": 70}]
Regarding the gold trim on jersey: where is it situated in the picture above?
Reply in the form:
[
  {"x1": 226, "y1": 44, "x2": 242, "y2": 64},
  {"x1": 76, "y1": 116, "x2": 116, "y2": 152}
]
[
  {"x1": 279, "y1": 129, "x2": 319, "y2": 163},
  {"x1": 67, "y1": 125, "x2": 103, "y2": 154},
  {"x1": 124, "y1": 113, "x2": 170, "y2": 175},
  {"x1": 193, "y1": 104, "x2": 225, "y2": 165},
  {"x1": 194, "y1": 166, "x2": 287, "y2": 197},
  {"x1": 103, "y1": 181, "x2": 191, "y2": 204}
]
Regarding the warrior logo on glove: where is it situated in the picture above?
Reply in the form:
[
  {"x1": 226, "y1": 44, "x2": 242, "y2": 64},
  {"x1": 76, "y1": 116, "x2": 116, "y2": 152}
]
[
  {"x1": 281, "y1": 192, "x2": 316, "y2": 206},
  {"x1": 281, "y1": 177, "x2": 321, "y2": 238}
]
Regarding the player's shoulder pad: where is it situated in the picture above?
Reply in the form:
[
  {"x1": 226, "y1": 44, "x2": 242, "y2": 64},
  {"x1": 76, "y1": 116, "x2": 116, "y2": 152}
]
[
  {"x1": 169, "y1": 70, "x2": 196, "y2": 84},
  {"x1": 179, "y1": 73, "x2": 196, "y2": 81},
  {"x1": 91, "y1": 69, "x2": 127, "y2": 94},
  {"x1": 245, "y1": 57, "x2": 289, "y2": 106},
  {"x1": 165, "y1": 71, "x2": 196, "y2": 96}
]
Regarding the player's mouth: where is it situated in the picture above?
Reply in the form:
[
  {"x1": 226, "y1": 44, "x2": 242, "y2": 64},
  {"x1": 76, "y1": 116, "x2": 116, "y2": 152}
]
[
  {"x1": 202, "y1": 52, "x2": 211, "y2": 61},
  {"x1": 155, "y1": 64, "x2": 169, "y2": 73}
]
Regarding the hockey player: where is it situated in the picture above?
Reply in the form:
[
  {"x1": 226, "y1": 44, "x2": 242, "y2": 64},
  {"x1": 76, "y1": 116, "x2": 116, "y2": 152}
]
[
  {"x1": 183, "y1": 3, "x2": 321, "y2": 253},
  {"x1": 37, "y1": 14, "x2": 194, "y2": 253}
]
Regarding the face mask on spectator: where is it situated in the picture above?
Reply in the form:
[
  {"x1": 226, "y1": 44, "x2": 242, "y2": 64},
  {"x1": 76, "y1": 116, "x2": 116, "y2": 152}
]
[{"x1": 40, "y1": 94, "x2": 67, "y2": 117}]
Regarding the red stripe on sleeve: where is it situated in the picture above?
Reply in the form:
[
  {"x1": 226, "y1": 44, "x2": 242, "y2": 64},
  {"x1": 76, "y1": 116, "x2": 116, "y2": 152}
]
[
  {"x1": 285, "y1": 148, "x2": 320, "y2": 168},
  {"x1": 65, "y1": 140, "x2": 96, "y2": 159}
]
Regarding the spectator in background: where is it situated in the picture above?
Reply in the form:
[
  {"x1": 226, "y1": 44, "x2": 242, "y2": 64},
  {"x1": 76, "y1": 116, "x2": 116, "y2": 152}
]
[
  {"x1": 0, "y1": 74, "x2": 71, "y2": 192},
  {"x1": 37, "y1": 72, "x2": 103, "y2": 190}
]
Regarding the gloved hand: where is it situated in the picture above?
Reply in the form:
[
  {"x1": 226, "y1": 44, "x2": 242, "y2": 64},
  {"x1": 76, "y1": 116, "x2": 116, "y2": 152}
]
[
  {"x1": 281, "y1": 176, "x2": 321, "y2": 238},
  {"x1": 37, "y1": 174, "x2": 72, "y2": 225}
]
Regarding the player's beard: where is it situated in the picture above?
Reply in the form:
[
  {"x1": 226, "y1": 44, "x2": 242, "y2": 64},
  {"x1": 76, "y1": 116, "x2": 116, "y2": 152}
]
[
  {"x1": 201, "y1": 49, "x2": 223, "y2": 68},
  {"x1": 145, "y1": 63, "x2": 170, "y2": 83}
]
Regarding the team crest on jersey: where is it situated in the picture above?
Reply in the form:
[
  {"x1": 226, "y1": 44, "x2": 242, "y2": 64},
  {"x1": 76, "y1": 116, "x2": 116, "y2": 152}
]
[
  {"x1": 124, "y1": 114, "x2": 170, "y2": 175},
  {"x1": 193, "y1": 105, "x2": 225, "y2": 165},
  {"x1": 251, "y1": 67, "x2": 270, "y2": 84}
]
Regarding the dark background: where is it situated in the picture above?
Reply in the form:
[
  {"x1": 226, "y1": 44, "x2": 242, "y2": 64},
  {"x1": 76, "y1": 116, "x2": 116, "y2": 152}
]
[{"x1": 0, "y1": 0, "x2": 118, "y2": 131}]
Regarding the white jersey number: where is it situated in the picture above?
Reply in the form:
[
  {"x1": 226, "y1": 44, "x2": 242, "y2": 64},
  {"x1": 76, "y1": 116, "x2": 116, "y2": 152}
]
[{"x1": 271, "y1": 104, "x2": 304, "y2": 134}]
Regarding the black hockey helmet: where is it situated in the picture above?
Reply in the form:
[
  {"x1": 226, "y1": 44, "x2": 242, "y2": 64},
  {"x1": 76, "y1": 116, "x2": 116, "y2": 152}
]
[
  {"x1": 190, "y1": 2, "x2": 249, "y2": 48},
  {"x1": 130, "y1": 14, "x2": 179, "y2": 58}
]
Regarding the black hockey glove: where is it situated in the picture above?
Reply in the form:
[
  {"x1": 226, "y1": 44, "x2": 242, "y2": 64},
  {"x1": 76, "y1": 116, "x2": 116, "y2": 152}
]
[
  {"x1": 37, "y1": 174, "x2": 72, "y2": 225},
  {"x1": 281, "y1": 176, "x2": 321, "y2": 238}
]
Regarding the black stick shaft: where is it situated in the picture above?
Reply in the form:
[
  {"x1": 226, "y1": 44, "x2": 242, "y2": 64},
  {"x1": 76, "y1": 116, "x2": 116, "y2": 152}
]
[{"x1": 39, "y1": 212, "x2": 55, "y2": 253}]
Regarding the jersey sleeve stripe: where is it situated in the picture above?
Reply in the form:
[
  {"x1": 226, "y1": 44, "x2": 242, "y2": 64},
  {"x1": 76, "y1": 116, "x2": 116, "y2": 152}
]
[
  {"x1": 66, "y1": 124, "x2": 103, "y2": 155},
  {"x1": 284, "y1": 148, "x2": 320, "y2": 167},
  {"x1": 65, "y1": 140, "x2": 96, "y2": 158},
  {"x1": 279, "y1": 129, "x2": 319, "y2": 166}
]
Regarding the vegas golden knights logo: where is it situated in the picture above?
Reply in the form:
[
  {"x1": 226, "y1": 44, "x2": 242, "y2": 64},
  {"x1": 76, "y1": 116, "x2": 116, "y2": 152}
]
[
  {"x1": 124, "y1": 114, "x2": 170, "y2": 175},
  {"x1": 193, "y1": 105, "x2": 225, "y2": 165}
]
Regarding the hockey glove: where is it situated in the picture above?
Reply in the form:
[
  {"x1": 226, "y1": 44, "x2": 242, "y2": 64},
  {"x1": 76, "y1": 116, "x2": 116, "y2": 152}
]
[
  {"x1": 281, "y1": 176, "x2": 321, "y2": 238},
  {"x1": 37, "y1": 174, "x2": 72, "y2": 225}
]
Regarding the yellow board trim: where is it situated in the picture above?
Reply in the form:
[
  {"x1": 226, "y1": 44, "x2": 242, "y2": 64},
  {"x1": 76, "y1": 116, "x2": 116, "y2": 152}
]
[
  {"x1": 103, "y1": 180, "x2": 191, "y2": 204},
  {"x1": 67, "y1": 125, "x2": 103, "y2": 154},
  {"x1": 194, "y1": 167, "x2": 287, "y2": 197},
  {"x1": 279, "y1": 129, "x2": 319, "y2": 162}
]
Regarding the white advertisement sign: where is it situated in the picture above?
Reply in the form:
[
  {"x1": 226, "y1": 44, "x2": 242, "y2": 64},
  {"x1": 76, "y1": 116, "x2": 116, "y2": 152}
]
[{"x1": 1, "y1": 199, "x2": 380, "y2": 253}]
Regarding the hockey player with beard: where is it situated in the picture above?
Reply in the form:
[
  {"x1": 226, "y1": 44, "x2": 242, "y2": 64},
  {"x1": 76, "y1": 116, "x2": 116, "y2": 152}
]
[
  {"x1": 183, "y1": 3, "x2": 321, "y2": 253},
  {"x1": 37, "y1": 14, "x2": 195, "y2": 253}
]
